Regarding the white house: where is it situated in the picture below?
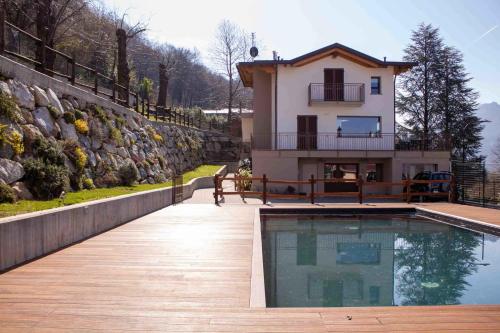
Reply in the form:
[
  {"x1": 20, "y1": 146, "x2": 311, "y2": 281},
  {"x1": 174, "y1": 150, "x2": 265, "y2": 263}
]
[{"x1": 237, "y1": 43, "x2": 451, "y2": 193}]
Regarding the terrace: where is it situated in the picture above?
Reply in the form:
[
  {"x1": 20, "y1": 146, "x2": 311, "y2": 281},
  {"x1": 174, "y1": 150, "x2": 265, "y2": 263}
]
[
  {"x1": 1, "y1": 178, "x2": 500, "y2": 331},
  {"x1": 252, "y1": 132, "x2": 450, "y2": 151}
]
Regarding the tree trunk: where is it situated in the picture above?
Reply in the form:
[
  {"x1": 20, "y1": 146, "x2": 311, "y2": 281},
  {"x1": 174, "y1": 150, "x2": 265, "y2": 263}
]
[
  {"x1": 116, "y1": 28, "x2": 129, "y2": 104},
  {"x1": 35, "y1": 0, "x2": 52, "y2": 74},
  {"x1": 157, "y1": 63, "x2": 168, "y2": 107}
]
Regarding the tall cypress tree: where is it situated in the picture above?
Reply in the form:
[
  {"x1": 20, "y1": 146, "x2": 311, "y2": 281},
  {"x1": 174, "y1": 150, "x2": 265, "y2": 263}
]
[
  {"x1": 397, "y1": 23, "x2": 484, "y2": 160},
  {"x1": 397, "y1": 23, "x2": 444, "y2": 148},
  {"x1": 437, "y1": 46, "x2": 483, "y2": 161}
]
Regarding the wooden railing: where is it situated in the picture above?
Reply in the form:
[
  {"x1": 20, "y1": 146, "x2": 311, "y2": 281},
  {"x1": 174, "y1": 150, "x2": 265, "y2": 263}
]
[
  {"x1": 0, "y1": 12, "x2": 228, "y2": 133},
  {"x1": 213, "y1": 174, "x2": 456, "y2": 205}
]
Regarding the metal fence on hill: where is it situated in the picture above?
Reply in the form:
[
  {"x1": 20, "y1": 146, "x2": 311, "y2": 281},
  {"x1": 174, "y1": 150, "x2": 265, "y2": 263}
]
[{"x1": 452, "y1": 161, "x2": 500, "y2": 209}]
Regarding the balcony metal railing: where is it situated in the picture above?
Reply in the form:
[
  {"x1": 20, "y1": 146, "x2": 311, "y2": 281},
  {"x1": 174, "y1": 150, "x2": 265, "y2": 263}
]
[
  {"x1": 308, "y1": 83, "x2": 365, "y2": 104},
  {"x1": 251, "y1": 133, "x2": 450, "y2": 151}
]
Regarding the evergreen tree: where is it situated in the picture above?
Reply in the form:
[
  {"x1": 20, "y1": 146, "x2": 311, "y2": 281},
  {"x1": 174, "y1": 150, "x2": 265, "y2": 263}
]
[
  {"x1": 397, "y1": 23, "x2": 444, "y2": 149},
  {"x1": 397, "y1": 23, "x2": 484, "y2": 159},
  {"x1": 437, "y1": 46, "x2": 483, "y2": 160}
]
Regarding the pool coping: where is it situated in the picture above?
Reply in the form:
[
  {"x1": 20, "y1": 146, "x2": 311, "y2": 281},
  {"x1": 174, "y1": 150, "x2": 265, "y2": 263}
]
[{"x1": 250, "y1": 205, "x2": 500, "y2": 308}]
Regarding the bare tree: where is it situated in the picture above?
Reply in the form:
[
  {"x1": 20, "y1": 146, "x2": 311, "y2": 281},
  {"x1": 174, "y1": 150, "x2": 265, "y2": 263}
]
[
  {"x1": 210, "y1": 20, "x2": 250, "y2": 121},
  {"x1": 33, "y1": 0, "x2": 87, "y2": 73},
  {"x1": 115, "y1": 14, "x2": 146, "y2": 103},
  {"x1": 155, "y1": 44, "x2": 176, "y2": 107}
]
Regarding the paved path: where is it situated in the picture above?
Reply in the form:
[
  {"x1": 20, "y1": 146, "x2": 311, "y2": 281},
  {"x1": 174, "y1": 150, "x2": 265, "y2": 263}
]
[{"x1": 1, "y1": 185, "x2": 500, "y2": 331}]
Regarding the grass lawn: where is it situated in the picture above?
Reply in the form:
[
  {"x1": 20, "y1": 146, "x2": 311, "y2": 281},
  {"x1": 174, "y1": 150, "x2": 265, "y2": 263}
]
[{"x1": 0, "y1": 164, "x2": 221, "y2": 218}]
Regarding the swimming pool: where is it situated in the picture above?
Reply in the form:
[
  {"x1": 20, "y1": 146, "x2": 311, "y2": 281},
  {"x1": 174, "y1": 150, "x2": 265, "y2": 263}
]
[{"x1": 261, "y1": 210, "x2": 500, "y2": 307}]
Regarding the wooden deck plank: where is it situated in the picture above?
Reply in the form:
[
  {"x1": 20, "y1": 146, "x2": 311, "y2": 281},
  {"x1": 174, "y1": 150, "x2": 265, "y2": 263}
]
[{"x1": 0, "y1": 202, "x2": 499, "y2": 332}]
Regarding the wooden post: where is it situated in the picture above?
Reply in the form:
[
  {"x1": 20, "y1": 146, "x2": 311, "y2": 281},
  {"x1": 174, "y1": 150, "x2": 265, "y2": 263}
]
[
  {"x1": 0, "y1": 4, "x2": 5, "y2": 54},
  {"x1": 262, "y1": 174, "x2": 267, "y2": 204},
  {"x1": 155, "y1": 105, "x2": 158, "y2": 122},
  {"x1": 406, "y1": 179, "x2": 411, "y2": 204},
  {"x1": 70, "y1": 56, "x2": 76, "y2": 85},
  {"x1": 93, "y1": 70, "x2": 98, "y2": 95},
  {"x1": 310, "y1": 174, "x2": 315, "y2": 204},
  {"x1": 135, "y1": 94, "x2": 139, "y2": 113},
  {"x1": 40, "y1": 32, "x2": 47, "y2": 74},
  {"x1": 147, "y1": 99, "x2": 150, "y2": 119},
  {"x1": 168, "y1": 108, "x2": 172, "y2": 123},
  {"x1": 111, "y1": 77, "x2": 116, "y2": 101},
  {"x1": 358, "y1": 176, "x2": 363, "y2": 204},
  {"x1": 214, "y1": 175, "x2": 219, "y2": 205},
  {"x1": 125, "y1": 86, "x2": 130, "y2": 107},
  {"x1": 141, "y1": 97, "x2": 145, "y2": 116}
]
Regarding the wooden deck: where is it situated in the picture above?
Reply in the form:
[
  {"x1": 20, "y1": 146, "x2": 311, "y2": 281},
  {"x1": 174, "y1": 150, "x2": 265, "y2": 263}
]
[{"x1": 0, "y1": 202, "x2": 500, "y2": 332}]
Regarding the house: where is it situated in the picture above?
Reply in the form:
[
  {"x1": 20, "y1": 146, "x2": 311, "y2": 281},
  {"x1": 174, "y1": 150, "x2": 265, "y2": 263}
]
[{"x1": 237, "y1": 43, "x2": 450, "y2": 194}]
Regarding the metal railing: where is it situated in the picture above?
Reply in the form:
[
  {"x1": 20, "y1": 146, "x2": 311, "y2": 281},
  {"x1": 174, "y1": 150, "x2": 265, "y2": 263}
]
[
  {"x1": 251, "y1": 133, "x2": 450, "y2": 151},
  {"x1": 0, "y1": 12, "x2": 228, "y2": 133},
  {"x1": 453, "y1": 161, "x2": 500, "y2": 209},
  {"x1": 308, "y1": 83, "x2": 365, "y2": 104}
]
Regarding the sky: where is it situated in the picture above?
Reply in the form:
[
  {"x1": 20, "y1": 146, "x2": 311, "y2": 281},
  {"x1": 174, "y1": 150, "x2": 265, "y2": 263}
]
[{"x1": 100, "y1": 0, "x2": 500, "y2": 104}]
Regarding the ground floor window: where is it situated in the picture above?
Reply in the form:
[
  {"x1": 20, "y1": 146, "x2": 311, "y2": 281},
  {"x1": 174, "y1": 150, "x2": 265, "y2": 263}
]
[
  {"x1": 365, "y1": 163, "x2": 383, "y2": 182},
  {"x1": 402, "y1": 163, "x2": 437, "y2": 180}
]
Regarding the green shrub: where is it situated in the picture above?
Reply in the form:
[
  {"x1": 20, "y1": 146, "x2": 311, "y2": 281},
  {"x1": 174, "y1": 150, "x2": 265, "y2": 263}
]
[
  {"x1": 63, "y1": 112, "x2": 75, "y2": 124},
  {"x1": 0, "y1": 182, "x2": 16, "y2": 203},
  {"x1": 74, "y1": 109, "x2": 85, "y2": 120},
  {"x1": 47, "y1": 105, "x2": 59, "y2": 119},
  {"x1": 23, "y1": 158, "x2": 69, "y2": 199},
  {"x1": 116, "y1": 117, "x2": 126, "y2": 129},
  {"x1": 118, "y1": 163, "x2": 138, "y2": 186},
  {"x1": 82, "y1": 178, "x2": 95, "y2": 190},
  {"x1": 32, "y1": 137, "x2": 65, "y2": 165},
  {"x1": 93, "y1": 105, "x2": 108, "y2": 122},
  {"x1": 0, "y1": 93, "x2": 21, "y2": 122},
  {"x1": 108, "y1": 126, "x2": 124, "y2": 146}
]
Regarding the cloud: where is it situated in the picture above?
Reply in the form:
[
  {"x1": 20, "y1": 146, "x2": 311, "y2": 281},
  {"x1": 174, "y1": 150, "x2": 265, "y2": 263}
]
[{"x1": 474, "y1": 25, "x2": 498, "y2": 43}]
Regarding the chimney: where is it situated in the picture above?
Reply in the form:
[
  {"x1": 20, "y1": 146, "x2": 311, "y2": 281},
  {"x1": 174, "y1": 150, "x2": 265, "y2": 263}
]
[
  {"x1": 273, "y1": 51, "x2": 278, "y2": 60},
  {"x1": 384, "y1": 56, "x2": 387, "y2": 62}
]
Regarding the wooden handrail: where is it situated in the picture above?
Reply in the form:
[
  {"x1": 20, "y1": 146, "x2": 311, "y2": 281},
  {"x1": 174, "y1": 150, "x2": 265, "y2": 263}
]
[{"x1": 213, "y1": 174, "x2": 454, "y2": 205}]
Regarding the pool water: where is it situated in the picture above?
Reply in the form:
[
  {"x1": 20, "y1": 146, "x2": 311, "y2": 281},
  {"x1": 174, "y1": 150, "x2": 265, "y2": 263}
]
[{"x1": 261, "y1": 214, "x2": 500, "y2": 307}]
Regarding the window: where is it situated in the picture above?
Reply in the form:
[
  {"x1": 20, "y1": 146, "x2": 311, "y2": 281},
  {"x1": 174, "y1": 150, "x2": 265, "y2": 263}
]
[
  {"x1": 365, "y1": 163, "x2": 383, "y2": 182},
  {"x1": 336, "y1": 243, "x2": 381, "y2": 264},
  {"x1": 369, "y1": 286, "x2": 380, "y2": 305},
  {"x1": 371, "y1": 77, "x2": 381, "y2": 94},
  {"x1": 336, "y1": 116, "x2": 381, "y2": 136},
  {"x1": 297, "y1": 232, "x2": 317, "y2": 266}
]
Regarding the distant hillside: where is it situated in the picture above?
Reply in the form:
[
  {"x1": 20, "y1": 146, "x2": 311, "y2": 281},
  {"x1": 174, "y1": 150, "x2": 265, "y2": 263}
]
[{"x1": 476, "y1": 102, "x2": 500, "y2": 164}]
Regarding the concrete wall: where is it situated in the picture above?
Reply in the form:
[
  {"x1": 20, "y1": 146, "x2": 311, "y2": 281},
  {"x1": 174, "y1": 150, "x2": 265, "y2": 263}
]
[
  {"x1": 252, "y1": 70, "x2": 272, "y2": 149},
  {"x1": 241, "y1": 116, "x2": 253, "y2": 142},
  {"x1": 0, "y1": 165, "x2": 227, "y2": 272}
]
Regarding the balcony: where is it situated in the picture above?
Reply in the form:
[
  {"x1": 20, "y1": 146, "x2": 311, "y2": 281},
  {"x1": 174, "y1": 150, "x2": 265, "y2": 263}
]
[
  {"x1": 308, "y1": 83, "x2": 365, "y2": 106},
  {"x1": 252, "y1": 133, "x2": 450, "y2": 151}
]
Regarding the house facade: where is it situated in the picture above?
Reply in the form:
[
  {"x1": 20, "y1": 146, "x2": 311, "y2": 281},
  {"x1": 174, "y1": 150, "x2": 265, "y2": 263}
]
[{"x1": 237, "y1": 43, "x2": 450, "y2": 194}]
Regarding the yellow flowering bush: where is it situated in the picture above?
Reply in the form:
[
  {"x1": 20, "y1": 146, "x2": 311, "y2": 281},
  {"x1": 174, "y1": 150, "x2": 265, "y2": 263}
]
[
  {"x1": 74, "y1": 119, "x2": 89, "y2": 135},
  {"x1": 74, "y1": 147, "x2": 87, "y2": 170}
]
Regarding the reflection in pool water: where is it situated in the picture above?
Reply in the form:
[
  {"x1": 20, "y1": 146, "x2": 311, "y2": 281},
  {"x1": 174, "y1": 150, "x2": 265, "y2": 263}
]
[{"x1": 261, "y1": 214, "x2": 499, "y2": 307}]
